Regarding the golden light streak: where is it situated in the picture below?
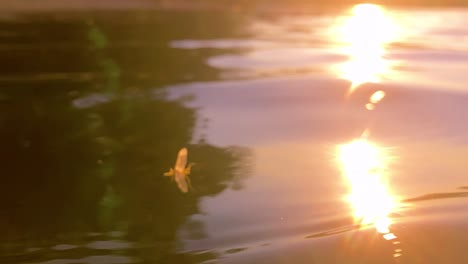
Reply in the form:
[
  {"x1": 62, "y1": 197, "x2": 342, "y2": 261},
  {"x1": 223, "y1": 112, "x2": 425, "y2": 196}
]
[
  {"x1": 334, "y1": 4, "x2": 399, "y2": 92},
  {"x1": 337, "y1": 138, "x2": 397, "y2": 234}
]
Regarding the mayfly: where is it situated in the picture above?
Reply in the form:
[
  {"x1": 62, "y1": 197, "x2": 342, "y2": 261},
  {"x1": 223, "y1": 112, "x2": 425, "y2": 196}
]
[{"x1": 164, "y1": 147, "x2": 194, "y2": 193}]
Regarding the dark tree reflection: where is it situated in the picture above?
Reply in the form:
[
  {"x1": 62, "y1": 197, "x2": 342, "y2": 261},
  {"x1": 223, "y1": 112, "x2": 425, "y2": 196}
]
[
  {"x1": 0, "y1": 83, "x2": 250, "y2": 264},
  {"x1": 0, "y1": 12, "x2": 249, "y2": 264}
]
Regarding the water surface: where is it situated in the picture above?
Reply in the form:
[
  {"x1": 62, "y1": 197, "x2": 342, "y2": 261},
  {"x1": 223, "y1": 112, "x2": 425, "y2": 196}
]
[{"x1": 1, "y1": 4, "x2": 468, "y2": 264}]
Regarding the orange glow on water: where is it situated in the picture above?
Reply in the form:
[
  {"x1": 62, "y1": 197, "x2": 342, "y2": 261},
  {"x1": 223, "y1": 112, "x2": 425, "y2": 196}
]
[
  {"x1": 334, "y1": 4, "x2": 399, "y2": 92},
  {"x1": 338, "y1": 138, "x2": 396, "y2": 234}
]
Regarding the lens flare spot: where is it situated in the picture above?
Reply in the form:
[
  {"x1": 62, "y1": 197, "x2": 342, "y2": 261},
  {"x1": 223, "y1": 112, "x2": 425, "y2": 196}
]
[
  {"x1": 366, "y1": 103, "x2": 375, "y2": 110},
  {"x1": 370, "y1": 90, "x2": 386, "y2": 104}
]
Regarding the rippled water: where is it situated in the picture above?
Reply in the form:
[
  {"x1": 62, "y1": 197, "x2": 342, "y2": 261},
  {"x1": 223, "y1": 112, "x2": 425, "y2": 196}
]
[{"x1": 1, "y1": 4, "x2": 468, "y2": 264}]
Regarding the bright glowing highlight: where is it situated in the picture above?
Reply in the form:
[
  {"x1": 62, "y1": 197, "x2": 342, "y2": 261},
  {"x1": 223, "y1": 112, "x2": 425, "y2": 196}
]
[
  {"x1": 335, "y1": 4, "x2": 399, "y2": 92},
  {"x1": 338, "y1": 139, "x2": 396, "y2": 234},
  {"x1": 370, "y1": 90, "x2": 386, "y2": 104},
  {"x1": 366, "y1": 90, "x2": 386, "y2": 110}
]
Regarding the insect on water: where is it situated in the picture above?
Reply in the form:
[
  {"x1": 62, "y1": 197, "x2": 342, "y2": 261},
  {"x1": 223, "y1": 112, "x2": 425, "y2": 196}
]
[{"x1": 164, "y1": 147, "x2": 194, "y2": 193}]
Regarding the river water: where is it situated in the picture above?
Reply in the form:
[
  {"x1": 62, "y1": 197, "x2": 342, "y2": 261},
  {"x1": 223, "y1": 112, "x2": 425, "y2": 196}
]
[{"x1": 1, "y1": 4, "x2": 468, "y2": 264}]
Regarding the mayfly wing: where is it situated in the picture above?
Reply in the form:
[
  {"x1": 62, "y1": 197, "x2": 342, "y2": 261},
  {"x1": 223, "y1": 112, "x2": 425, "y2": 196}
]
[
  {"x1": 175, "y1": 171, "x2": 188, "y2": 193},
  {"x1": 174, "y1": 147, "x2": 188, "y2": 172}
]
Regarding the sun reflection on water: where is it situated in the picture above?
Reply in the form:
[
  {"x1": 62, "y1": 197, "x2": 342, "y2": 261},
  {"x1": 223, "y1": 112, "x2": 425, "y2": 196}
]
[
  {"x1": 338, "y1": 138, "x2": 397, "y2": 234},
  {"x1": 334, "y1": 4, "x2": 399, "y2": 92},
  {"x1": 332, "y1": 4, "x2": 405, "y2": 258}
]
